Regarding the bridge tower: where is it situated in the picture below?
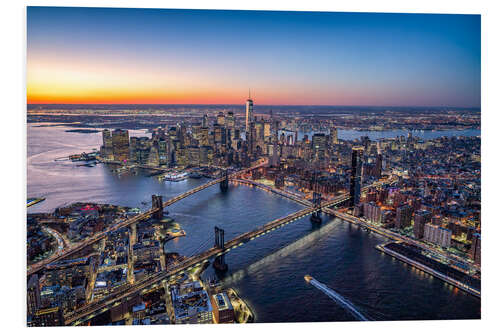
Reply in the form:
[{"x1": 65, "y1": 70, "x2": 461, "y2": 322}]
[
  {"x1": 310, "y1": 192, "x2": 323, "y2": 223},
  {"x1": 152, "y1": 194, "x2": 163, "y2": 220},
  {"x1": 220, "y1": 170, "x2": 229, "y2": 192},
  {"x1": 213, "y1": 226, "x2": 228, "y2": 272}
]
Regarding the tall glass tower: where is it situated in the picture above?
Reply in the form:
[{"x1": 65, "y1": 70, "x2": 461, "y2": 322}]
[
  {"x1": 245, "y1": 90, "x2": 254, "y2": 133},
  {"x1": 350, "y1": 146, "x2": 364, "y2": 207}
]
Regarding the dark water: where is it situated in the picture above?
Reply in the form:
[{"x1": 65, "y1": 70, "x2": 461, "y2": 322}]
[{"x1": 27, "y1": 124, "x2": 480, "y2": 322}]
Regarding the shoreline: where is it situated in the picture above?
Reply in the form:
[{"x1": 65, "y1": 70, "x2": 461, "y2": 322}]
[
  {"x1": 226, "y1": 288, "x2": 255, "y2": 323},
  {"x1": 28, "y1": 121, "x2": 480, "y2": 137},
  {"x1": 376, "y1": 242, "x2": 480, "y2": 298}
]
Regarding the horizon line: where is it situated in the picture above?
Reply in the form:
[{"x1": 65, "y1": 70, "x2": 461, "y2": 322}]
[{"x1": 27, "y1": 103, "x2": 481, "y2": 109}]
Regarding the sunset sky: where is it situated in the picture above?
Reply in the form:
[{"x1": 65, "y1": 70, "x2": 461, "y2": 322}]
[{"x1": 27, "y1": 7, "x2": 480, "y2": 107}]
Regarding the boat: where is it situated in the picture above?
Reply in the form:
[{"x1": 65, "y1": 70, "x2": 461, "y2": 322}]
[
  {"x1": 189, "y1": 172, "x2": 203, "y2": 179},
  {"x1": 163, "y1": 171, "x2": 188, "y2": 182},
  {"x1": 69, "y1": 152, "x2": 97, "y2": 162}
]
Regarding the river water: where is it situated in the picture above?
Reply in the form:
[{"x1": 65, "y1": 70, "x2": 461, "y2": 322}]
[{"x1": 27, "y1": 123, "x2": 480, "y2": 322}]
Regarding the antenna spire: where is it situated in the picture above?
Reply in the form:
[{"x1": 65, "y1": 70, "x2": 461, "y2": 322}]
[{"x1": 248, "y1": 88, "x2": 251, "y2": 100}]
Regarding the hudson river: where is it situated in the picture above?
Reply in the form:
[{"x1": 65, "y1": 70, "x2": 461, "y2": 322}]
[{"x1": 27, "y1": 124, "x2": 480, "y2": 322}]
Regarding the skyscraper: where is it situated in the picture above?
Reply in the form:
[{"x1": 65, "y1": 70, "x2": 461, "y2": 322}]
[
  {"x1": 245, "y1": 91, "x2": 254, "y2": 133},
  {"x1": 350, "y1": 146, "x2": 364, "y2": 207},
  {"x1": 255, "y1": 120, "x2": 265, "y2": 147},
  {"x1": 413, "y1": 209, "x2": 431, "y2": 239},
  {"x1": 158, "y1": 138, "x2": 168, "y2": 166},
  {"x1": 202, "y1": 114, "x2": 209, "y2": 128},
  {"x1": 214, "y1": 124, "x2": 223, "y2": 144},
  {"x1": 217, "y1": 111, "x2": 225, "y2": 126},
  {"x1": 248, "y1": 121, "x2": 256, "y2": 155},
  {"x1": 129, "y1": 137, "x2": 138, "y2": 162},
  {"x1": 179, "y1": 123, "x2": 188, "y2": 147},
  {"x1": 263, "y1": 121, "x2": 271, "y2": 140},
  {"x1": 101, "y1": 129, "x2": 114, "y2": 160},
  {"x1": 375, "y1": 153, "x2": 383, "y2": 179},
  {"x1": 312, "y1": 133, "x2": 327, "y2": 160},
  {"x1": 200, "y1": 127, "x2": 209, "y2": 146},
  {"x1": 111, "y1": 129, "x2": 130, "y2": 162},
  {"x1": 330, "y1": 126, "x2": 338, "y2": 145},
  {"x1": 270, "y1": 123, "x2": 280, "y2": 167},
  {"x1": 226, "y1": 111, "x2": 235, "y2": 129},
  {"x1": 395, "y1": 204, "x2": 412, "y2": 229},
  {"x1": 102, "y1": 128, "x2": 112, "y2": 146},
  {"x1": 147, "y1": 141, "x2": 160, "y2": 166}
]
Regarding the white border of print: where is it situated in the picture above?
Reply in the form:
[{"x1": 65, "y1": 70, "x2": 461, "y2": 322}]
[{"x1": 1, "y1": 1, "x2": 497, "y2": 333}]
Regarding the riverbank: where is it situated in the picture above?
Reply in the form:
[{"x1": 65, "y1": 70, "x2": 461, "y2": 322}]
[
  {"x1": 27, "y1": 123, "x2": 481, "y2": 322},
  {"x1": 227, "y1": 288, "x2": 254, "y2": 323},
  {"x1": 376, "y1": 242, "x2": 480, "y2": 298}
]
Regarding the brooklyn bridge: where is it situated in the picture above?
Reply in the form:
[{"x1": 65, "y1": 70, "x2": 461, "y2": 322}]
[{"x1": 28, "y1": 157, "x2": 393, "y2": 325}]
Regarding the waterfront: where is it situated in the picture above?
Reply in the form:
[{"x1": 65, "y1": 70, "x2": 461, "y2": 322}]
[{"x1": 27, "y1": 124, "x2": 480, "y2": 322}]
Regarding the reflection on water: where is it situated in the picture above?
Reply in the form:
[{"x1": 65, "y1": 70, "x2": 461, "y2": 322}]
[{"x1": 27, "y1": 123, "x2": 480, "y2": 322}]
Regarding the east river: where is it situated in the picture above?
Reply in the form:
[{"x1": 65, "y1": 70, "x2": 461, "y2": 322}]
[{"x1": 27, "y1": 124, "x2": 480, "y2": 322}]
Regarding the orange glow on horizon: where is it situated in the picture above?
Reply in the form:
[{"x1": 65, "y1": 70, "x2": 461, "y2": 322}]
[
  {"x1": 26, "y1": 89, "x2": 356, "y2": 105},
  {"x1": 27, "y1": 87, "x2": 363, "y2": 105},
  {"x1": 26, "y1": 51, "x2": 361, "y2": 105},
  {"x1": 26, "y1": 91, "x2": 248, "y2": 105}
]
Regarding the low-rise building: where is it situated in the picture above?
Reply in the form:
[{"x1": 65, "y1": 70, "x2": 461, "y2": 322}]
[
  {"x1": 170, "y1": 281, "x2": 213, "y2": 324},
  {"x1": 210, "y1": 292, "x2": 234, "y2": 323}
]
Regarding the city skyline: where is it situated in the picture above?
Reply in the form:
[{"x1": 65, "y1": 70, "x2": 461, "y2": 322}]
[{"x1": 27, "y1": 7, "x2": 480, "y2": 107}]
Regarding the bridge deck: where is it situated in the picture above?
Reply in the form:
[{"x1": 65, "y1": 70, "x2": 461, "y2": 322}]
[
  {"x1": 28, "y1": 162, "x2": 266, "y2": 276},
  {"x1": 64, "y1": 196, "x2": 349, "y2": 325},
  {"x1": 50, "y1": 169, "x2": 393, "y2": 324}
]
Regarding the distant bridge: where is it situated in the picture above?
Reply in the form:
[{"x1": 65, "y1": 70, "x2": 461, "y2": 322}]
[
  {"x1": 64, "y1": 175, "x2": 397, "y2": 325},
  {"x1": 64, "y1": 195, "x2": 349, "y2": 325},
  {"x1": 27, "y1": 161, "x2": 267, "y2": 276}
]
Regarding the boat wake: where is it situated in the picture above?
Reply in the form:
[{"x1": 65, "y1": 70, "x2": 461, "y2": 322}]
[{"x1": 305, "y1": 275, "x2": 370, "y2": 321}]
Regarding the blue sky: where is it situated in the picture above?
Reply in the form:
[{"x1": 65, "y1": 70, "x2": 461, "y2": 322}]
[{"x1": 27, "y1": 7, "x2": 480, "y2": 107}]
